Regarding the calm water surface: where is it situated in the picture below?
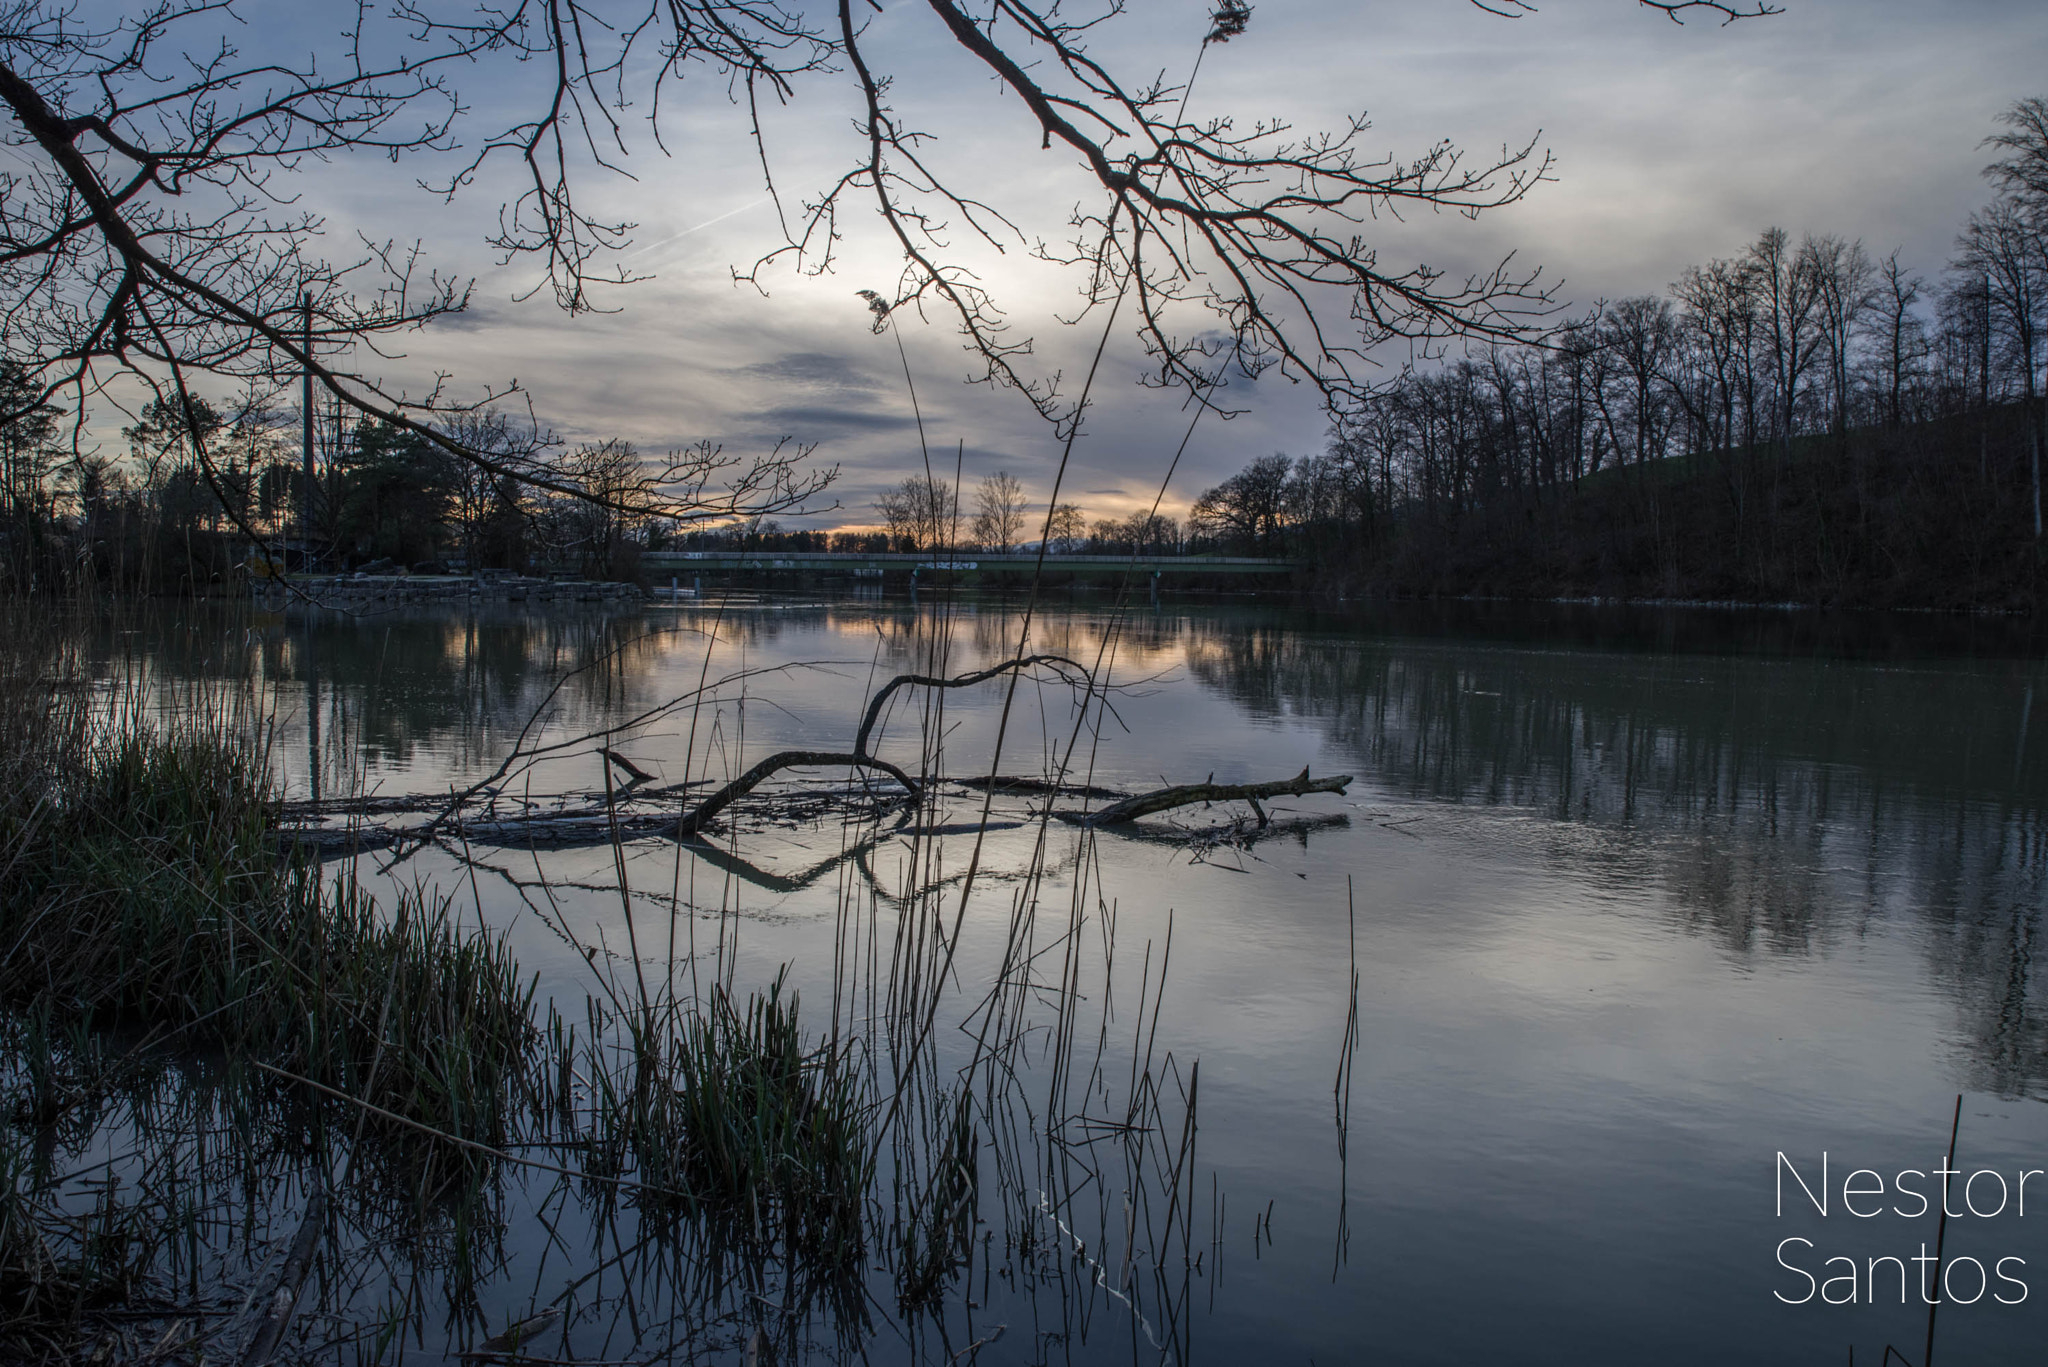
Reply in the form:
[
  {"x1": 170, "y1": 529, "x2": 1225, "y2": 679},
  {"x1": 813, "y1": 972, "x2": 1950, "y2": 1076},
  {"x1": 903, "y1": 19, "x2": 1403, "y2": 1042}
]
[{"x1": 118, "y1": 596, "x2": 2048, "y2": 1364}]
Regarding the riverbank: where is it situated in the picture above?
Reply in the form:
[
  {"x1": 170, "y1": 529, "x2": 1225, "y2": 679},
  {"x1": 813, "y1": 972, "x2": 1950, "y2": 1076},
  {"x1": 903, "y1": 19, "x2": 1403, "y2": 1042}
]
[
  {"x1": 253, "y1": 571, "x2": 646, "y2": 609},
  {"x1": 1317, "y1": 410, "x2": 2046, "y2": 613},
  {"x1": 0, "y1": 608, "x2": 544, "y2": 1358},
  {"x1": 0, "y1": 604, "x2": 1105, "y2": 1366}
]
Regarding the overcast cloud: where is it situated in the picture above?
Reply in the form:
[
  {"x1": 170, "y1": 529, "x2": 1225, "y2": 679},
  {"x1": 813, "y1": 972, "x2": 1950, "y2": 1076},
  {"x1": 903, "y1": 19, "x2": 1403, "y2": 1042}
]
[{"x1": 197, "y1": 0, "x2": 2047, "y2": 530}]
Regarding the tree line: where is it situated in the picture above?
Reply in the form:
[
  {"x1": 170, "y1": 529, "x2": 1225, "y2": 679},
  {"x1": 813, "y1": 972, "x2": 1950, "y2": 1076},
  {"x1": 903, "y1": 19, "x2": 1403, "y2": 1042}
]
[
  {"x1": 0, "y1": 373, "x2": 1220, "y2": 592},
  {"x1": 857, "y1": 472, "x2": 1182, "y2": 556},
  {"x1": 0, "y1": 384, "x2": 703, "y2": 593},
  {"x1": 1179, "y1": 98, "x2": 2048, "y2": 605}
]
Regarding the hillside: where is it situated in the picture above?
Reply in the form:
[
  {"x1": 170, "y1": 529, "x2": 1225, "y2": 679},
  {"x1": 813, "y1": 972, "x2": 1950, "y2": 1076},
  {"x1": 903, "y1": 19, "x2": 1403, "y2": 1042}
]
[{"x1": 1342, "y1": 405, "x2": 2045, "y2": 612}]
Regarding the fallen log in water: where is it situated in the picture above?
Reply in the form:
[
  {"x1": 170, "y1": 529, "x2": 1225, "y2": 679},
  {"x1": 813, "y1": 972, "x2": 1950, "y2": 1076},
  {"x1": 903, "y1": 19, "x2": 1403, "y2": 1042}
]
[
  {"x1": 669, "y1": 654, "x2": 1089, "y2": 836},
  {"x1": 282, "y1": 660, "x2": 1361, "y2": 855},
  {"x1": 283, "y1": 783, "x2": 910, "y2": 855},
  {"x1": 952, "y1": 773, "x2": 1128, "y2": 801},
  {"x1": 355, "y1": 654, "x2": 1090, "y2": 861},
  {"x1": 675, "y1": 750, "x2": 920, "y2": 837},
  {"x1": 283, "y1": 765, "x2": 1352, "y2": 855},
  {"x1": 1080, "y1": 767, "x2": 1352, "y2": 827}
]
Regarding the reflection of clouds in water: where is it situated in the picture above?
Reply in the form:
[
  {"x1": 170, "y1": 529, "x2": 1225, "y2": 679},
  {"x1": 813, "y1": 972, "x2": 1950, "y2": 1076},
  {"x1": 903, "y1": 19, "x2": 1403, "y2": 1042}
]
[
  {"x1": 122, "y1": 600, "x2": 2048, "y2": 1094},
  {"x1": 1177, "y1": 613, "x2": 2048, "y2": 1092}
]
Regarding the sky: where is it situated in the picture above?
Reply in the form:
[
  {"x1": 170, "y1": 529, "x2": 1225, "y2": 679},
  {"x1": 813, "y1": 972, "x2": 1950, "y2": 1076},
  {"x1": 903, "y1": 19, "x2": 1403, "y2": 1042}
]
[{"x1": 102, "y1": 0, "x2": 2048, "y2": 531}]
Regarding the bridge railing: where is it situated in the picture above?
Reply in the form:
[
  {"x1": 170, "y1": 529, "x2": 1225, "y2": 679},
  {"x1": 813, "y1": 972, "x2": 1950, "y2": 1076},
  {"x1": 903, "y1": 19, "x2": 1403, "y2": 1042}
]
[{"x1": 640, "y1": 550, "x2": 1298, "y2": 574}]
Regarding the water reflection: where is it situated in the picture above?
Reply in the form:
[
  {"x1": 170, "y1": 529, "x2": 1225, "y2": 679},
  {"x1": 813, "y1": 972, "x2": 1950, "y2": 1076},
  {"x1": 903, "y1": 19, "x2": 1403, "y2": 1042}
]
[
  {"x1": 111, "y1": 599, "x2": 2048, "y2": 1103},
  {"x1": 69, "y1": 596, "x2": 2048, "y2": 1360},
  {"x1": 1177, "y1": 611, "x2": 2048, "y2": 1092}
]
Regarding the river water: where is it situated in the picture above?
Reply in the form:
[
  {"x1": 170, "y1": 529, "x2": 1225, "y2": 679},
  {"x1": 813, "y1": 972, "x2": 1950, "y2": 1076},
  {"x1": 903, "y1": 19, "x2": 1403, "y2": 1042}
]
[{"x1": 114, "y1": 595, "x2": 2048, "y2": 1364}]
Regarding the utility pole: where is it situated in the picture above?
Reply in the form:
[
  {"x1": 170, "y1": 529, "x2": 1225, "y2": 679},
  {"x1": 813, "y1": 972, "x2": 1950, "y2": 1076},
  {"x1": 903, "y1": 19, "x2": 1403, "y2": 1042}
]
[{"x1": 300, "y1": 291, "x2": 316, "y2": 566}]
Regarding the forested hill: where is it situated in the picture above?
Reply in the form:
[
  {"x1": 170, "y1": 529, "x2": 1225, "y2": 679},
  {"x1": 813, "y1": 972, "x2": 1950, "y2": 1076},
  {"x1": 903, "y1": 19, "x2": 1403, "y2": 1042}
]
[
  {"x1": 1330, "y1": 404, "x2": 2044, "y2": 611},
  {"x1": 1177, "y1": 197, "x2": 2048, "y2": 612}
]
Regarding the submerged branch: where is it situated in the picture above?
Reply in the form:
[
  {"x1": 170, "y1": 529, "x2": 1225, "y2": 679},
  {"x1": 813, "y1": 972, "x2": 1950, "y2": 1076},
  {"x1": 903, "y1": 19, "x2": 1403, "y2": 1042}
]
[
  {"x1": 675, "y1": 750, "x2": 920, "y2": 837},
  {"x1": 1082, "y1": 767, "x2": 1353, "y2": 826},
  {"x1": 238, "y1": 1188, "x2": 326, "y2": 1367},
  {"x1": 675, "y1": 653, "x2": 1092, "y2": 836}
]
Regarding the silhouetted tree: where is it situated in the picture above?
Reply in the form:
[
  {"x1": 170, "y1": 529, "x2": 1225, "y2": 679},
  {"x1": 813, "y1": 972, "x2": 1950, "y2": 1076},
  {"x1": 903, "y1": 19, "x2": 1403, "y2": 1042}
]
[
  {"x1": 876, "y1": 475, "x2": 957, "y2": 551},
  {"x1": 970, "y1": 471, "x2": 1028, "y2": 552},
  {"x1": 1190, "y1": 454, "x2": 1294, "y2": 553},
  {"x1": 1956, "y1": 199, "x2": 2046, "y2": 537},
  {"x1": 332, "y1": 419, "x2": 460, "y2": 567},
  {"x1": 1043, "y1": 502, "x2": 1089, "y2": 553},
  {"x1": 1871, "y1": 252, "x2": 1930, "y2": 430}
]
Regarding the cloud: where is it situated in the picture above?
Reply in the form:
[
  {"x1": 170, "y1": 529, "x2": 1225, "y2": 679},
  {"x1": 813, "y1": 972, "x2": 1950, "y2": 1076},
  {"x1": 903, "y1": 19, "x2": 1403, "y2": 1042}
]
[
  {"x1": 424, "y1": 300, "x2": 509, "y2": 334},
  {"x1": 749, "y1": 406, "x2": 921, "y2": 435},
  {"x1": 732, "y1": 352, "x2": 884, "y2": 393},
  {"x1": 103, "y1": 0, "x2": 2048, "y2": 534}
]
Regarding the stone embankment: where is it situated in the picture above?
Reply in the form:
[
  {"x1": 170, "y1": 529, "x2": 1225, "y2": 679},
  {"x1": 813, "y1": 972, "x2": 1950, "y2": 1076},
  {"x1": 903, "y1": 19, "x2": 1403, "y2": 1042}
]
[{"x1": 253, "y1": 574, "x2": 646, "y2": 609}]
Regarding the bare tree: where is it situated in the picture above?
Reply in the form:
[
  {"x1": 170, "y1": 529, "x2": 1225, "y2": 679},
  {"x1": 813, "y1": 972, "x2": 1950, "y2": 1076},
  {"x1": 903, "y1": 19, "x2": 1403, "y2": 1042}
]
[
  {"x1": 553, "y1": 438, "x2": 653, "y2": 579},
  {"x1": 1044, "y1": 501, "x2": 1089, "y2": 553},
  {"x1": 969, "y1": 471, "x2": 1027, "y2": 552},
  {"x1": 1746, "y1": 228, "x2": 1827, "y2": 454},
  {"x1": 1189, "y1": 453, "x2": 1293, "y2": 552},
  {"x1": 1985, "y1": 96, "x2": 2048, "y2": 205},
  {"x1": 875, "y1": 474, "x2": 957, "y2": 550},
  {"x1": 1934, "y1": 275, "x2": 1996, "y2": 487},
  {"x1": 1871, "y1": 252, "x2": 1929, "y2": 430},
  {"x1": 1671, "y1": 256, "x2": 1760, "y2": 466},
  {"x1": 1595, "y1": 295, "x2": 1679, "y2": 467},
  {"x1": 0, "y1": 0, "x2": 1772, "y2": 562},
  {"x1": 1089, "y1": 511, "x2": 1179, "y2": 555},
  {"x1": 1804, "y1": 234, "x2": 1876, "y2": 436},
  {"x1": 1955, "y1": 199, "x2": 2046, "y2": 538},
  {"x1": 441, "y1": 409, "x2": 551, "y2": 572}
]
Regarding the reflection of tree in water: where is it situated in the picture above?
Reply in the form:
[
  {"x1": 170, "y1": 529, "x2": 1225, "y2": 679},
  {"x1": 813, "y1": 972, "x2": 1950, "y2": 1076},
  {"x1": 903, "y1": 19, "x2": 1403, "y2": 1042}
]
[
  {"x1": 1923, "y1": 816, "x2": 2048, "y2": 1096},
  {"x1": 231, "y1": 603, "x2": 1172, "y2": 786},
  {"x1": 267, "y1": 608, "x2": 694, "y2": 771},
  {"x1": 1179, "y1": 618, "x2": 2048, "y2": 1091},
  {"x1": 238, "y1": 604, "x2": 960, "y2": 776}
]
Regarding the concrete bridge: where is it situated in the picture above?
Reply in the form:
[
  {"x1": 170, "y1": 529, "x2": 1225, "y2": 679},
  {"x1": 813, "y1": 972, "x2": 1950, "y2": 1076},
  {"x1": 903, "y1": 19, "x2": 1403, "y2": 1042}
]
[{"x1": 639, "y1": 550, "x2": 1297, "y2": 582}]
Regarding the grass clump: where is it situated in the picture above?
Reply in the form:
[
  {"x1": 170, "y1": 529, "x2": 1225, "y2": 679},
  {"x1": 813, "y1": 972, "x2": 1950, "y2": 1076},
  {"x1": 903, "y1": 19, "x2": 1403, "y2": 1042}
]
[
  {"x1": 669, "y1": 976, "x2": 873, "y2": 1253},
  {"x1": 574, "y1": 973, "x2": 876, "y2": 1309},
  {"x1": 0, "y1": 609, "x2": 541, "y2": 1357},
  {"x1": 0, "y1": 687, "x2": 537, "y2": 1147}
]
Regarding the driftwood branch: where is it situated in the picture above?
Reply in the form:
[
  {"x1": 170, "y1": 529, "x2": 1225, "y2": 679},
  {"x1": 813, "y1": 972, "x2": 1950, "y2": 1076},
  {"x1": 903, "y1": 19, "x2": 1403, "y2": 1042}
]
[
  {"x1": 285, "y1": 763, "x2": 1351, "y2": 853},
  {"x1": 297, "y1": 656, "x2": 1098, "y2": 859},
  {"x1": 600, "y1": 748, "x2": 657, "y2": 787},
  {"x1": 291, "y1": 660, "x2": 1362, "y2": 854},
  {"x1": 673, "y1": 654, "x2": 1093, "y2": 837},
  {"x1": 675, "y1": 750, "x2": 921, "y2": 837},
  {"x1": 853, "y1": 654, "x2": 1089, "y2": 755},
  {"x1": 379, "y1": 656, "x2": 832, "y2": 864},
  {"x1": 1083, "y1": 767, "x2": 1353, "y2": 827},
  {"x1": 1106, "y1": 810, "x2": 1352, "y2": 854},
  {"x1": 462, "y1": 1307, "x2": 564, "y2": 1360}
]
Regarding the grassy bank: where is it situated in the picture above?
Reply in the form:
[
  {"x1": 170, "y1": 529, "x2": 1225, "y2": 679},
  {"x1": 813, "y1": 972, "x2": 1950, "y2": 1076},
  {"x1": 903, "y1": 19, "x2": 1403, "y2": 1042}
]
[
  {"x1": 0, "y1": 605, "x2": 1205, "y2": 1366},
  {"x1": 0, "y1": 609, "x2": 548, "y2": 1354},
  {"x1": 0, "y1": 609, "x2": 931, "y2": 1362}
]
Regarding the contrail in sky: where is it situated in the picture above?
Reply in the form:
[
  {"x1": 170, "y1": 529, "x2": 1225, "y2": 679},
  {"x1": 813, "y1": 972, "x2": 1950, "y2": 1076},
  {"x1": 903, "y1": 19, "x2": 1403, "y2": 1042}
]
[{"x1": 621, "y1": 197, "x2": 771, "y2": 261}]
